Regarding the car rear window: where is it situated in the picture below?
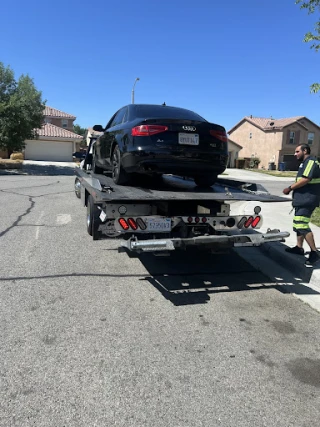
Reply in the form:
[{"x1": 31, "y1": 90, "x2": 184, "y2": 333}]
[{"x1": 134, "y1": 105, "x2": 206, "y2": 121}]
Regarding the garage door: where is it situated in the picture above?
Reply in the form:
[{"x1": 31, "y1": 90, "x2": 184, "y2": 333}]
[{"x1": 25, "y1": 140, "x2": 73, "y2": 162}]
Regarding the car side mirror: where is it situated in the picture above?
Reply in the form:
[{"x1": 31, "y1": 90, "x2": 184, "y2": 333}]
[{"x1": 93, "y1": 124, "x2": 104, "y2": 132}]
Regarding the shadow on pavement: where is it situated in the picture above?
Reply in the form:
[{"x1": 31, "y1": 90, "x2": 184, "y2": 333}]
[
  {"x1": 134, "y1": 248, "x2": 319, "y2": 306},
  {"x1": 260, "y1": 241, "x2": 320, "y2": 283}
]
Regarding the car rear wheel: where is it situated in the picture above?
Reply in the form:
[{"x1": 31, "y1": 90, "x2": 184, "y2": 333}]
[
  {"x1": 112, "y1": 145, "x2": 129, "y2": 185},
  {"x1": 193, "y1": 175, "x2": 217, "y2": 187},
  {"x1": 92, "y1": 152, "x2": 104, "y2": 174}
]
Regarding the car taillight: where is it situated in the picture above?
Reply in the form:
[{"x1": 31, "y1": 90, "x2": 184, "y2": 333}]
[
  {"x1": 210, "y1": 129, "x2": 228, "y2": 143},
  {"x1": 131, "y1": 125, "x2": 168, "y2": 136}
]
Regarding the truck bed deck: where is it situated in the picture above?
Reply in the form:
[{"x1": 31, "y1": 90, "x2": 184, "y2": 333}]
[{"x1": 75, "y1": 167, "x2": 289, "y2": 203}]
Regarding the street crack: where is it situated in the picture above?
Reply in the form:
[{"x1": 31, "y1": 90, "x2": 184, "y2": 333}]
[{"x1": 0, "y1": 196, "x2": 35, "y2": 238}]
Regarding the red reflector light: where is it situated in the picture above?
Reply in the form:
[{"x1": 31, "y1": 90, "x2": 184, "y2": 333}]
[
  {"x1": 195, "y1": 217, "x2": 200, "y2": 223},
  {"x1": 187, "y1": 217, "x2": 193, "y2": 223},
  {"x1": 202, "y1": 217, "x2": 207, "y2": 223},
  {"x1": 251, "y1": 216, "x2": 261, "y2": 228},
  {"x1": 118, "y1": 218, "x2": 129, "y2": 230},
  {"x1": 244, "y1": 216, "x2": 254, "y2": 228},
  {"x1": 210, "y1": 129, "x2": 228, "y2": 143},
  {"x1": 131, "y1": 125, "x2": 168, "y2": 136},
  {"x1": 127, "y1": 218, "x2": 138, "y2": 230}
]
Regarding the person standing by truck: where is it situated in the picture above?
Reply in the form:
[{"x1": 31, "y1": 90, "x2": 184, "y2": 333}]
[{"x1": 283, "y1": 144, "x2": 320, "y2": 267}]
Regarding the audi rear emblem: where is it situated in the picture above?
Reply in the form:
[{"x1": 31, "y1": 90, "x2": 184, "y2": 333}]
[{"x1": 182, "y1": 126, "x2": 196, "y2": 131}]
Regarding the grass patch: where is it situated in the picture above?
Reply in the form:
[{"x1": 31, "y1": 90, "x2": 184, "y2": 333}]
[
  {"x1": 311, "y1": 207, "x2": 320, "y2": 227},
  {"x1": 244, "y1": 169, "x2": 297, "y2": 178}
]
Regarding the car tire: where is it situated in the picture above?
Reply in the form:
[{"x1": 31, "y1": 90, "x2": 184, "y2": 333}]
[
  {"x1": 87, "y1": 195, "x2": 101, "y2": 240},
  {"x1": 193, "y1": 175, "x2": 217, "y2": 187},
  {"x1": 92, "y1": 153, "x2": 104, "y2": 175},
  {"x1": 112, "y1": 145, "x2": 129, "y2": 185},
  {"x1": 151, "y1": 174, "x2": 163, "y2": 186}
]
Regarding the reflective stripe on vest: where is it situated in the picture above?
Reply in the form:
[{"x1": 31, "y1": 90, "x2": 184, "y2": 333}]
[{"x1": 296, "y1": 176, "x2": 320, "y2": 184}]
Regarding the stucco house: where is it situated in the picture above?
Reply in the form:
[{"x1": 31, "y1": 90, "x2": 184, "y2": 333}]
[
  {"x1": 228, "y1": 138, "x2": 243, "y2": 168},
  {"x1": 84, "y1": 127, "x2": 103, "y2": 146},
  {"x1": 24, "y1": 106, "x2": 82, "y2": 162},
  {"x1": 228, "y1": 116, "x2": 320, "y2": 170}
]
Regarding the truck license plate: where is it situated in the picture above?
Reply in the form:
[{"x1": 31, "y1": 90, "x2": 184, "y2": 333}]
[
  {"x1": 178, "y1": 133, "x2": 199, "y2": 146},
  {"x1": 146, "y1": 218, "x2": 171, "y2": 232}
]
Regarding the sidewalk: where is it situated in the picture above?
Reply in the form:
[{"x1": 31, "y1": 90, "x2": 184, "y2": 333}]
[
  {"x1": 259, "y1": 201, "x2": 320, "y2": 288},
  {"x1": 224, "y1": 168, "x2": 320, "y2": 305},
  {"x1": 23, "y1": 160, "x2": 76, "y2": 168},
  {"x1": 223, "y1": 167, "x2": 293, "y2": 182}
]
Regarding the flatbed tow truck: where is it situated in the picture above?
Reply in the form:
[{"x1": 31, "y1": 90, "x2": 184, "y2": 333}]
[{"x1": 74, "y1": 165, "x2": 290, "y2": 254}]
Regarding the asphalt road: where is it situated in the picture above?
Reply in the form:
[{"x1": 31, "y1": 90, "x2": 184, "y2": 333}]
[{"x1": 0, "y1": 167, "x2": 319, "y2": 427}]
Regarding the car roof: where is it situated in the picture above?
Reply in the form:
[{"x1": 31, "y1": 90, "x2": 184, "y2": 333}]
[{"x1": 129, "y1": 103, "x2": 193, "y2": 111}]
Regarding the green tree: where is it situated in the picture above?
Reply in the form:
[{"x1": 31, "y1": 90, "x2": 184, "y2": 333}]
[
  {"x1": 73, "y1": 124, "x2": 87, "y2": 148},
  {"x1": 296, "y1": 0, "x2": 320, "y2": 93},
  {"x1": 73, "y1": 123, "x2": 86, "y2": 136},
  {"x1": 0, "y1": 62, "x2": 45, "y2": 155}
]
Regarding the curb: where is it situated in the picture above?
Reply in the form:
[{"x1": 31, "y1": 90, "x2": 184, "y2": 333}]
[
  {"x1": 0, "y1": 162, "x2": 23, "y2": 169},
  {"x1": 260, "y1": 241, "x2": 320, "y2": 287}
]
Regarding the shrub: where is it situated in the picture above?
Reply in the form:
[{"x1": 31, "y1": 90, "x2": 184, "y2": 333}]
[
  {"x1": 10, "y1": 152, "x2": 24, "y2": 160},
  {"x1": 249, "y1": 157, "x2": 261, "y2": 168}
]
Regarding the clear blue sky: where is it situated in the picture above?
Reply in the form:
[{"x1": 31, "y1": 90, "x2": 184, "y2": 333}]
[{"x1": 1, "y1": 0, "x2": 319, "y2": 132}]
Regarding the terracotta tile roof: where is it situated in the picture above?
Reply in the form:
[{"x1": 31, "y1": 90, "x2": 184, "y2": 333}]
[
  {"x1": 37, "y1": 123, "x2": 83, "y2": 139},
  {"x1": 245, "y1": 116, "x2": 306, "y2": 130},
  {"x1": 228, "y1": 115, "x2": 312, "y2": 134},
  {"x1": 44, "y1": 106, "x2": 76, "y2": 119}
]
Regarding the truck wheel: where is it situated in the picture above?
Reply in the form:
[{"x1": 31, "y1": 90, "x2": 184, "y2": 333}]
[
  {"x1": 74, "y1": 178, "x2": 81, "y2": 199},
  {"x1": 92, "y1": 153, "x2": 104, "y2": 175},
  {"x1": 193, "y1": 175, "x2": 217, "y2": 187},
  {"x1": 87, "y1": 195, "x2": 101, "y2": 240},
  {"x1": 112, "y1": 145, "x2": 130, "y2": 185}
]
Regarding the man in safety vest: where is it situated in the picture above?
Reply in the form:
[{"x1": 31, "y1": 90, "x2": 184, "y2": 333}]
[{"x1": 283, "y1": 144, "x2": 320, "y2": 267}]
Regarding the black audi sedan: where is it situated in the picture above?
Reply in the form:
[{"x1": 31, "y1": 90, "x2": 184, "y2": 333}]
[{"x1": 92, "y1": 104, "x2": 228, "y2": 187}]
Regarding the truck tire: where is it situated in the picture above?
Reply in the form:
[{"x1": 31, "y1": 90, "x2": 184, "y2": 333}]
[
  {"x1": 74, "y1": 178, "x2": 81, "y2": 199},
  {"x1": 193, "y1": 175, "x2": 217, "y2": 188},
  {"x1": 112, "y1": 145, "x2": 130, "y2": 185},
  {"x1": 87, "y1": 195, "x2": 101, "y2": 240}
]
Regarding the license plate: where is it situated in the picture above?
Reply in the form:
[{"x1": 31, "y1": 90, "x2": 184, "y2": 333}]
[
  {"x1": 178, "y1": 133, "x2": 199, "y2": 146},
  {"x1": 146, "y1": 218, "x2": 171, "y2": 232}
]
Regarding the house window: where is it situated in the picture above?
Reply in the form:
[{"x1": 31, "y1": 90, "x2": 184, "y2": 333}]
[
  {"x1": 308, "y1": 132, "x2": 314, "y2": 145},
  {"x1": 62, "y1": 119, "x2": 68, "y2": 128},
  {"x1": 249, "y1": 132, "x2": 252, "y2": 139},
  {"x1": 289, "y1": 131, "x2": 295, "y2": 144},
  {"x1": 44, "y1": 117, "x2": 51, "y2": 124}
]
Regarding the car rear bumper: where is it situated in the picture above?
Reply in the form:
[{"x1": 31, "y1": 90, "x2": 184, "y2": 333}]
[{"x1": 122, "y1": 150, "x2": 228, "y2": 175}]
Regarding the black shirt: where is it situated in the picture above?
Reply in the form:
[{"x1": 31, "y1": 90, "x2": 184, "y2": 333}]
[{"x1": 292, "y1": 155, "x2": 320, "y2": 207}]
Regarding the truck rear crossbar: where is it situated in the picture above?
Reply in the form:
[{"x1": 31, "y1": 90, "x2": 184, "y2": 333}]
[{"x1": 120, "y1": 229, "x2": 290, "y2": 253}]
